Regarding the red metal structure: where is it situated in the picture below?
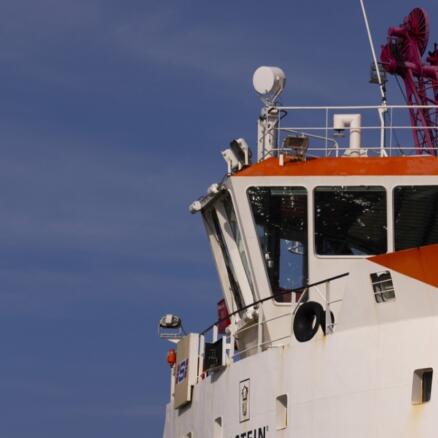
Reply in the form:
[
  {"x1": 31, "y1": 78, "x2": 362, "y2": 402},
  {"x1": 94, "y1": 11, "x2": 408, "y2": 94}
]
[{"x1": 381, "y1": 8, "x2": 438, "y2": 154}]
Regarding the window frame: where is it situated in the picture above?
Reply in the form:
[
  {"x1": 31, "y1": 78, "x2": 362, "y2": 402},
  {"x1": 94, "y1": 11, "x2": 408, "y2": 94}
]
[
  {"x1": 203, "y1": 206, "x2": 245, "y2": 313},
  {"x1": 246, "y1": 185, "x2": 309, "y2": 305},
  {"x1": 313, "y1": 185, "x2": 388, "y2": 258},
  {"x1": 393, "y1": 185, "x2": 438, "y2": 252}
]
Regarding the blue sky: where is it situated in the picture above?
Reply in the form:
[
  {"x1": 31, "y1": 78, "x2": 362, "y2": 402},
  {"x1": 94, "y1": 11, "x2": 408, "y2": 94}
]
[{"x1": 0, "y1": 1, "x2": 437, "y2": 436}]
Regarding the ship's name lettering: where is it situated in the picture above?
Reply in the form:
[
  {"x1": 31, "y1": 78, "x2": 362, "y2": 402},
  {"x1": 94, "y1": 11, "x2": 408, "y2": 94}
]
[{"x1": 234, "y1": 426, "x2": 268, "y2": 438}]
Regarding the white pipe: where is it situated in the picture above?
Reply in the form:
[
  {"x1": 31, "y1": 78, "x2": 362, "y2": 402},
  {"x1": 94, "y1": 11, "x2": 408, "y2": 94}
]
[
  {"x1": 333, "y1": 114, "x2": 362, "y2": 150},
  {"x1": 325, "y1": 282, "x2": 333, "y2": 335},
  {"x1": 257, "y1": 107, "x2": 279, "y2": 161},
  {"x1": 378, "y1": 106, "x2": 388, "y2": 157}
]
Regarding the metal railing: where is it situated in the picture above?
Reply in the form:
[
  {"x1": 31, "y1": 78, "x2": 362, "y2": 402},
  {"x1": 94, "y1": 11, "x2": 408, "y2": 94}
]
[
  {"x1": 197, "y1": 272, "x2": 349, "y2": 380},
  {"x1": 266, "y1": 104, "x2": 438, "y2": 158}
]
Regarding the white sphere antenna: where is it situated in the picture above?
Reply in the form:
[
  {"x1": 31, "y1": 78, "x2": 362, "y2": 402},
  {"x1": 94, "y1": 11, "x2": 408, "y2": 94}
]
[{"x1": 252, "y1": 66, "x2": 286, "y2": 105}]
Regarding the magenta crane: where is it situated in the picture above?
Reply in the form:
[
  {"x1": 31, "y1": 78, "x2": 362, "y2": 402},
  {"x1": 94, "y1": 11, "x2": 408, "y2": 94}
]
[{"x1": 381, "y1": 8, "x2": 438, "y2": 154}]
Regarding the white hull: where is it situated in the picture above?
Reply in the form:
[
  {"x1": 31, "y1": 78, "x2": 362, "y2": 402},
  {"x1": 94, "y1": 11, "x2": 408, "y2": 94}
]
[
  {"x1": 165, "y1": 319, "x2": 438, "y2": 437},
  {"x1": 159, "y1": 9, "x2": 438, "y2": 434}
]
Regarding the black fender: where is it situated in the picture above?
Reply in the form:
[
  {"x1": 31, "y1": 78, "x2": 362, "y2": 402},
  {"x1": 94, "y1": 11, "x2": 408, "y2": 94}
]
[{"x1": 293, "y1": 301, "x2": 325, "y2": 342}]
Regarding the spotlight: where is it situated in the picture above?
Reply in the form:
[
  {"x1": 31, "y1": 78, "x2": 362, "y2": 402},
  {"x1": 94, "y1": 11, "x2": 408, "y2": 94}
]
[{"x1": 252, "y1": 66, "x2": 286, "y2": 105}]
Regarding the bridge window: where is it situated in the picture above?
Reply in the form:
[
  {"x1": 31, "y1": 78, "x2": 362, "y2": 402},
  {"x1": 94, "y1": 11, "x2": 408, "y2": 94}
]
[
  {"x1": 222, "y1": 193, "x2": 254, "y2": 293},
  {"x1": 248, "y1": 187, "x2": 308, "y2": 302},
  {"x1": 394, "y1": 186, "x2": 438, "y2": 251},
  {"x1": 314, "y1": 186, "x2": 387, "y2": 256},
  {"x1": 209, "y1": 209, "x2": 244, "y2": 310}
]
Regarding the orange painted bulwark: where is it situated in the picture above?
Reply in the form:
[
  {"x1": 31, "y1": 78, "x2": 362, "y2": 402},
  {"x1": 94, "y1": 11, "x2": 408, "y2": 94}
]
[
  {"x1": 369, "y1": 244, "x2": 438, "y2": 288},
  {"x1": 235, "y1": 156, "x2": 438, "y2": 177}
]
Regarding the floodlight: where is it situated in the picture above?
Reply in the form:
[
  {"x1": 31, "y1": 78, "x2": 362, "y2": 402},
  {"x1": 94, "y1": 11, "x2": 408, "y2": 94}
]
[
  {"x1": 283, "y1": 136, "x2": 309, "y2": 161},
  {"x1": 158, "y1": 314, "x2": 185, "y2": 342},
  {"x1": 159, "y1": 314, "x2": 181, "y2": 329},
  {"x1": 222, "y1": 137, "x2": 252, "y2": 174}
]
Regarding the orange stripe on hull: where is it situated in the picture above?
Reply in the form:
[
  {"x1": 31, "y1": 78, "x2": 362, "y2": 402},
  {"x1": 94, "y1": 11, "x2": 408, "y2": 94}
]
[
  {"x1": 236, "y1": 156, "x2": 438, "y2": 177},
  {"x1": 369, "y1": 244, "x2": 438, "y2": 288}
]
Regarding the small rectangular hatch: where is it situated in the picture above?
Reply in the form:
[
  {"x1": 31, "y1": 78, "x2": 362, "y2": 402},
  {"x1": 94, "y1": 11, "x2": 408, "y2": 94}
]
[{"x1": 412, "y1": 368, "x2": 433, "y2": 405}]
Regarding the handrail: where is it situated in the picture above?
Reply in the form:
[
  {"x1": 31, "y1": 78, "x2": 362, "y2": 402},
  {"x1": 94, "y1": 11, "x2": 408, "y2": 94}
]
[
  {"x1": 277, "y1": 104, "x2": 438, "y2": 110},
  {"x1": 200, "y1": 272, "x2": 349, "y2": 335},
  {"x1": 269, "y1": 104, "x2": 438, "y2": 158},
  {"x1": 233, "y1": 310, "x2": 293, "y2": 338},
  {"x1": 232, "y1": 279, "x2": 346, "y2": 356}
]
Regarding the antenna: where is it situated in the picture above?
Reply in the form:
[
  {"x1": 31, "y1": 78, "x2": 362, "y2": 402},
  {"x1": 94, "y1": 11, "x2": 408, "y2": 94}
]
[{"x1": 359, "y1": 0, "x2": 387, "y2": 104}]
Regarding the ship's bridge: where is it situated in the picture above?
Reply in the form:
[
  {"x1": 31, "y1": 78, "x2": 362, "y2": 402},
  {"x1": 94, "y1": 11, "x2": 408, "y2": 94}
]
[
  {"x1": 196, "y1": 153, "x2": 438, "y2": 356},
  {"x1": 161, "y1": 81, "x2": 438, "y2": 414},
  {"x1": 182, "y1": 63, "x2": 438, "y2": 363},
  {"x1": 162, "y1": 15, "x2": 438, "y2": 432}
]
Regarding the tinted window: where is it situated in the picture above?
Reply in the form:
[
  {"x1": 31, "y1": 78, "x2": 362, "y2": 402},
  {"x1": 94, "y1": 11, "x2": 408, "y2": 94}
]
[
  {"x1": 210, "y1": 209, "x2": 244, "y2": 310},
  {"x1": 248, "y1": 187, "x2": 308, "y2": 302},
  {"x1": 394, "y1": 186, "x2": 438, "y2": 251},
  {"x1": 314, "y1": 186, "x2": 387, "y2": 255},
  {"x1": 222, "y1": 193, "x2": 254, "y2": 292}
]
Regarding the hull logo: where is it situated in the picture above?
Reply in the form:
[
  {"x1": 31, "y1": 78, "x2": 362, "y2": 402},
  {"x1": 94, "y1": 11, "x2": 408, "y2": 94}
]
[
  {"x1": 176, "y1": 358, "x2": 189, "y2": 384},
  {"x1": 239, "y1": 379, "x2": 250, "y2": 422}
]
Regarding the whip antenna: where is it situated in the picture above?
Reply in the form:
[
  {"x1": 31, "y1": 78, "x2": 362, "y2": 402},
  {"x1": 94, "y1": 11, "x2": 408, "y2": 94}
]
[{"x1": 359, "y1": 0, "x2": 387, "y2": 104}]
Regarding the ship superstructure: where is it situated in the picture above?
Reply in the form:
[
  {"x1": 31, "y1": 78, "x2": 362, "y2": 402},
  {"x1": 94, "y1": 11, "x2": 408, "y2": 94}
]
[{"x1": 160, "y1": 8, "x2": 438, "y2": 438}]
